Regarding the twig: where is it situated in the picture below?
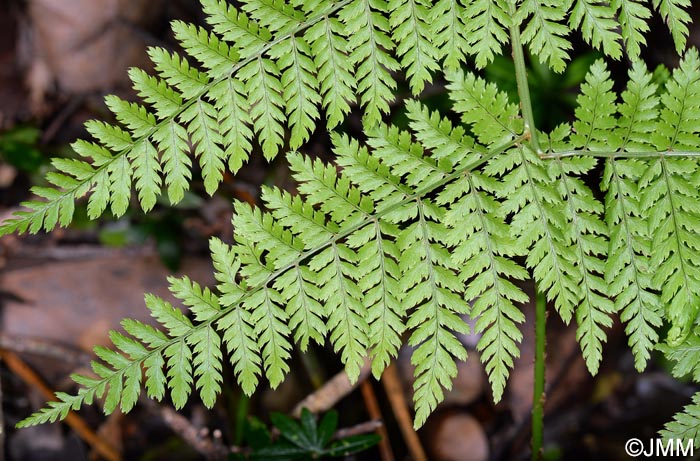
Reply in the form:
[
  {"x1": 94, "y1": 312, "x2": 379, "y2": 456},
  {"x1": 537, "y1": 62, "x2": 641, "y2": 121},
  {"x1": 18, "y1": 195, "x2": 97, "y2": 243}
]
[
  {"x1": 360, "y1": 381, "x2": 394, "y2": 461},
  {"x1": 333, "y1": 420, "x2": 384, "y2": 440},
  {"x1": 0, "y1": 334, "x2": 91, "y2": 365},
  {"x1": 141, "y1": 399, "x2": 228, "y2": 460},
  {"x1": 40, "y1": 96, "x2": 84, "y2": 144},
  {"x1": 292, "y1": 359, "x2": 372, "y2": 417},
  {"x1": 0, "y1": 350, "x2": 121, "y2": 461},
  {"x1": 381, "y1": 362, "x2": 427, "y2": 461}
]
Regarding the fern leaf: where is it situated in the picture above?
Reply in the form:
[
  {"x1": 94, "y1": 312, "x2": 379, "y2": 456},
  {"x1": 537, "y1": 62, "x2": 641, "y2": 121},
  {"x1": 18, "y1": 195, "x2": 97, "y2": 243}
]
[
  {"x1": 202, "y1": 0, "x2": 272, "y2": 57},
  {"x1": 517, "y1": 0, "x2": 572, "y2": 72},
  {"x1": 288, "y1": 153, "x2": 371, "y2": 380},
  {"x1": 333, "y1": 135, "x2": 406, "y2": 376},
  {"x1": 389, "y1": 0, "x2": 439, "y2": 93},
  {"x1": 652, "y1": 0, "x2": 692, "y2": 55},
  {"x1": 171, "y1": 21, "x2": 240, "y2": 79},
  {"x1": 165, "y1": 340, "x2": 194, "y2": 409},
  {"x1": 445, "y1": 69, "x2": 522, "y2": 146},
  {"x1": 431, "y1": 0, "x2": 469, "y2": 70},
  {"x1": 180, "y1": 100, "x2": 226, "y2": 195},
  {"x1": 104, "y1": 96, "x2": 156, "y2": 138},
  {"x1": 403, "y1": 199, "x2": 470, "y2": 427},
  {"x1": 405, "y1": 99, "x2": 482, "y2": 166},
  {"x1": 107, "y1": 155, "x2": 133, "y2": 217},
  {"x1": 642, "y1": 50, "x2": 700, "y2": 345},
  {"x1": 152, "y1": 120, "x2": 192, "y2": 204},
  {"x1": 269, "y1": 36, "x2": 321, "y2": 149},
  {"x1": 304, "y1": 16, "x2": 357, "y2": 128},
  {"x1": 210, "y1": 78, "x2": 253, "y2": 174},
  {"x1": 440, "y1": 170, "x2": 528, "y2": 402},
  {"x1": 242, "y1": 0, "x2": 306, "y2": 34},
  {"x1": 602, "y1": 63, "x2": 662, "y2": 370},
  {"x1": 17, "y1": 393, "x2": 84, "y2": 428},
  {"x1": 494, "y1": 144, "x2": 580, "y2": 322},
  {"x1": 240, "y1": 58, "x2": 286, "y2": 159},
  {"x1": 128, "y1": 140, "x2": 161, "y2": 212},
  {"x1": 238, "y1": 193, "x2": 327, "y2": 350},
  {"x1": 128, "y1": 69, "x2": 183, "y2": 119},
  {"x1": 187, "y1": 325, "x2": 223, "y2": 408},
  {"x1": 660, "y1": 393, "x2": 700, "y2": 448},
  {"x1": 339, "y1": 0, "x2": 400, "y2": 125},
  {"x1": 464, "y1": 0, "x2": 510, "y2": 69},
  {"x1": 234, "y1": 218, "x2": 293, "y2": 388},
  {"x1": 569, "y1": 1, "x2": 622, "y2": 59},
  {"x1": 569, "y1": 60, "x2": 618, "y2": 153},
  {"x1": 149, "y1": 47, "x2": 210, "y2": 100},
  {"x1": 611, "y1": 0, "x2": 651, "y2": 59},
  {"x1": 550, "y1": 155, "x2": 613, "y2": 375}
]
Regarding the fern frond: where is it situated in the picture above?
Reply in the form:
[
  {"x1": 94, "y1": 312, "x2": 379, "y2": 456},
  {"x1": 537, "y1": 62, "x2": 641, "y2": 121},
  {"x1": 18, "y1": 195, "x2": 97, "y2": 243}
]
[
  {"x1": 652, "y1": 0, "x2": 692, "y2": 55},
  {"x1": 660, "y1": 392, "x2": 700, "y2": 448},
  {"x1": 407, "y1": 101, "x2": 526, "y2": 400},
  {"x1": 269, "y1": 37, "x2": 321, "y2": 149},
  {"x1": 304, "y1": 16, "x2": 357, "y2": 129},
  {"x1": 18, "y1": 94, "x2": 532, "y2": 428},
  {"x1": 339, "y1": 0, "x2": 400, "y2": 125},
  {"x1": 389, "y1": 0, "x2": 439, "y2": 93},
  {"x1": 517, "y1": 0, "x2": 572, "y2": 73},
  {"x1": 333, "y1": 135, "x2": 405, "y2": 377},
  {"x1": 569, "y1": 1, "x2": 622, "y2": 59},
  {"x1": 1, "y1": 0, "x2": 354, "y2": 234},
  {"x1": 641, "y1": 50, "x2": 700, "y2": 345},
  {"x1": 430, "y1": 0, "x2": 469, "y2": 70},
  {"x1": 403, "y1": 198, "x2": 470, "y2": 428},
  {"x1": 464, "y1": 0, "x2": 510, "y2": 69},
  {"x1": 441, "y1": 170, "x2": 527, "y2": 402},
  {"x1": 494, "y1": 143, "x2": 580, "y2": 323},
  {"x1": 446, "y1": 69, "x2": 522, "y2": 146},
  {"x1": 611, "y1": 0, "x2": 651, "y2": 59},
  {"x1": 239, "y1": 58, "x2": 286, "y2": 160},
  {"x1": 550, "y1": 154, "x2": 613, "y2": 375},
  {"x1": 602, "y1": 63, "x2": 662, "y2": 371}
]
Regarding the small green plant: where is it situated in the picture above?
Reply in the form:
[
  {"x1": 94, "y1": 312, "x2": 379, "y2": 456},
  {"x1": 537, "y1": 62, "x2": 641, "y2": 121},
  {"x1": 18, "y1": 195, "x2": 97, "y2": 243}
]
[
  {"x1": 231, "y1": 408, "x2": 380, "y2": 460},
  {"x1": 4, "y1": 0, "x2": 700, "y2": 458},
  {"x1": 0, "y1": 126, "x2": 44, "y2": 173}
]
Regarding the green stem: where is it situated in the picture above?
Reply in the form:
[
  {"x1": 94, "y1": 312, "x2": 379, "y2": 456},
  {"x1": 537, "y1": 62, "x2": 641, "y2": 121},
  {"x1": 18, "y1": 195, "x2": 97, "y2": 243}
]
[
  {"x1": 508, "y1": 2, "x2": 541, "y2": 155},
  {"x1": 541, "y1": 149, "x2": 700, "y2": 158},
  {"x1": 532, "y1": 289, "x2": 546, "y2": 461}
]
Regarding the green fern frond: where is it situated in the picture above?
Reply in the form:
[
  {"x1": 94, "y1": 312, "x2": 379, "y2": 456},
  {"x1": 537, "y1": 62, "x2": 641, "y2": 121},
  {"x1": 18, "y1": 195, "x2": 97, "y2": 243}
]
[
  {"x1": 430, "y1": 0, "x2": 469, "y2": 70},
  {"x1": 440, "y1": 169, "x2": 527, "y2": 402},
  {"x1": 569, "y1": 1, "x2": 622, "y2": 59},
  {"x1": 550, "y1": 154, "x2": 613, "y2": 375},
  {"x1": 652, "y1": 0, "x2": 692, "y2": 54},
  {"x1": 12, "y1": 0, "x2": 700, "y2": 435},
  {"x1": 611, "y1": 0, "x2": 651, "y2": 59},
  {"x1": 389, "y1": 0, "x2": 439, "y2": 93},
  {"x1": 2, "y1": 0, "x2": 694, "y2": 238},
  {"x1": 339, "y1": 0, "x2": 400, "y2": 125},
  {"x1": 17, "y1": 91, "x2": 530, "y2": 429},
  {"x1": 304, "y1": 16, "x2": 357, "y2": 128},
  {"x1": 446, "y1": 69, "x2": 522, "y2": 145},
  {"x1": 660, "y1": 392, "x2": 700, "y2": 448},
  {"x1": 517, "y1": 0, "x2": 572, "y2": 72},
  {"x1": 465, "y1": 0, "x2": 510, "y2": 69},
  {"x1": 602, "y1": 62, "x2": 662, "y2": 371},
  {"x1": 641, "y1": 50, "x2": 700, "y2": 345}
]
